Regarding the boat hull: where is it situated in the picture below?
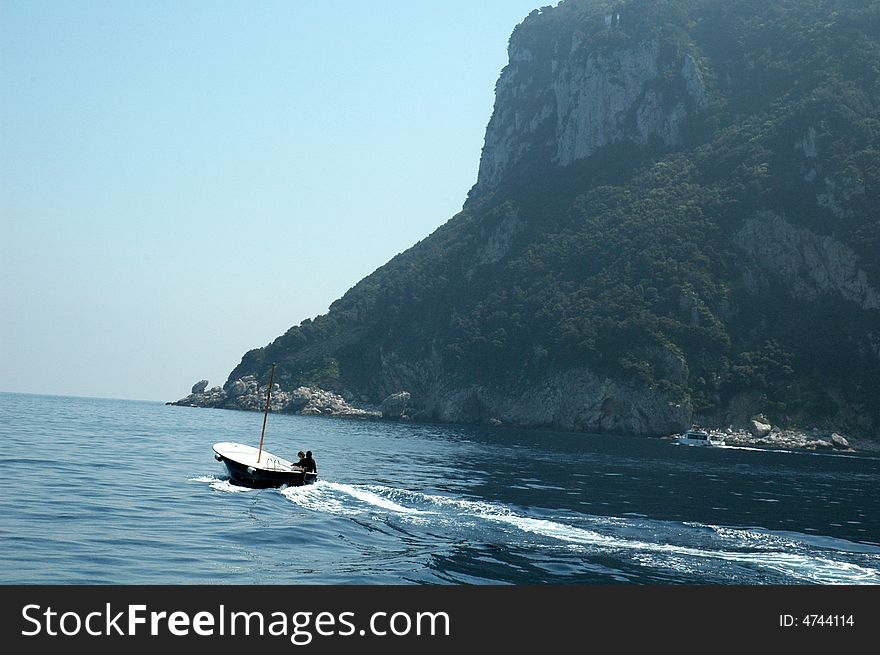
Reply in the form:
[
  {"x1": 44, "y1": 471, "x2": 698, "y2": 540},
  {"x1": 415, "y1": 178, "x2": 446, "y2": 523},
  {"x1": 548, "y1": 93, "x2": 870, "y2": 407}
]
[{"x1": 212, "y1": 442, "x2": 317, "y2": 489}]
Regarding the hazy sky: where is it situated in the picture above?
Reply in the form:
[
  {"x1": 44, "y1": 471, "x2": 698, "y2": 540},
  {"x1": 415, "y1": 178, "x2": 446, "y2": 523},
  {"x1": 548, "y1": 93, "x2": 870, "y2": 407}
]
[{"x1": 1, "y1": 0, "x2": 543, "y2": 402}]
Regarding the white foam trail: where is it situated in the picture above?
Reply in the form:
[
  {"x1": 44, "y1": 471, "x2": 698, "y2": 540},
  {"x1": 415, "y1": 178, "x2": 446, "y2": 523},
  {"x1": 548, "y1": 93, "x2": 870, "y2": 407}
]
[
  {"x1": 323, "y1": 481, "x2": 425, "y2": 514},
  {"x1": 719, "y1": 445, "x2": 879, "y2": 461},
  {"x1": 277, "y1": 481, "x2": 880, "y2": 584},
  {"x1": 718, "y1": 445, "x2": 796, "y2": 454},
  {"x1": 281, "y1": 481, "x2": 361, "y2": 516},
  {"x1": 211, "y1": 480, "x2": 254, "y2": 493},
  {"x1": 189, "y1": 475, "x2": 254, "y2": 493},
  {"x1": 478, "y1": 513, "x2": 879, "y2": 584}
]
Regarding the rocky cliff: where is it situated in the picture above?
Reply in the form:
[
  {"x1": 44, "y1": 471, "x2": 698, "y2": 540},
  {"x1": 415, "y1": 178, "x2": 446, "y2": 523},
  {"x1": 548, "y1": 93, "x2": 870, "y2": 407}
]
[
  {"x1": 473, "y1": 10, "x2": 708, "y2": 196},
  {"x1": 173, "y1": 0, "x2": 880, "y2": 443}
]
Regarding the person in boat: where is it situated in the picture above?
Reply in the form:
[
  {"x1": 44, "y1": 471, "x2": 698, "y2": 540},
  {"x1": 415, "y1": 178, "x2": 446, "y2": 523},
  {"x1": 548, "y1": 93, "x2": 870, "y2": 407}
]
[
  {"x1": 302, "y1": 450, "x2": 317, "y2": 474},
  {"x1": 294, "y1": 450, "x2": 306, "y2": 466}
]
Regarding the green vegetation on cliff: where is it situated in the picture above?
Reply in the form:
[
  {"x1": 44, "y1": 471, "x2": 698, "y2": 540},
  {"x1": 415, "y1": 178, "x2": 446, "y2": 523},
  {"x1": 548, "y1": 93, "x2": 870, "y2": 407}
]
[{"x1": 225, "y1": 0, "x2": 880, "y2": 438}]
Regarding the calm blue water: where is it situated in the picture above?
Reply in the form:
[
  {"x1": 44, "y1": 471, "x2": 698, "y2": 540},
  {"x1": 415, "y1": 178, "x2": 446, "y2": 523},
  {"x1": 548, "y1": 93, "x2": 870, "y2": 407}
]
[{"x1": 1, "y1": 392, "x2": 878, "y2": 585}]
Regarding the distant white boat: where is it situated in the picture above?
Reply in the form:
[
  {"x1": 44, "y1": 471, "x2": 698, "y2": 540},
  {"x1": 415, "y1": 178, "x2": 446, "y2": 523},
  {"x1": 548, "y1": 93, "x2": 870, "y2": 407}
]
[{"x1": 677, "y1": 427, "x2": 725, "y2": 447}]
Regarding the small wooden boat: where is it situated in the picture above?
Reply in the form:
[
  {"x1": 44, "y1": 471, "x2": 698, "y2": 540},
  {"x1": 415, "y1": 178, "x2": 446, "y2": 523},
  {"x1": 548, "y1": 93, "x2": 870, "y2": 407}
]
[
  {"x1": 213, "y1": 442, "x2": 316, "y2": 488},
  {"x1": 212, "y1": 363, "x2": 317, "y2": 488}
]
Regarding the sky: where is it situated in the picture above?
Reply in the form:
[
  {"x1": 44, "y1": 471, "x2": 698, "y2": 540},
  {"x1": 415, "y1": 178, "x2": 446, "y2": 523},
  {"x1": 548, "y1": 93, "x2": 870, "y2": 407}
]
[{"x1": 0, "y1": 0, "x2": 545, "y2": 402}]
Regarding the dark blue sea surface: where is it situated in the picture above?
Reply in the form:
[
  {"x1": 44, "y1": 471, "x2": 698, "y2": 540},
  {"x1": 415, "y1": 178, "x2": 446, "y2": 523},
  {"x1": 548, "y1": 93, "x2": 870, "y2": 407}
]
[{"x1": 1, "y1": 392, "x2": 878, "y2": 584}]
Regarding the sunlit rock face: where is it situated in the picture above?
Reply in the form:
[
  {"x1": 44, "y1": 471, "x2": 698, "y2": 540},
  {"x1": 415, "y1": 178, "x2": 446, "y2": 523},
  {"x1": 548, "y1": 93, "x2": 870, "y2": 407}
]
[{"x1": 474, "y1": 8, "x2": 707, "y2": 196}]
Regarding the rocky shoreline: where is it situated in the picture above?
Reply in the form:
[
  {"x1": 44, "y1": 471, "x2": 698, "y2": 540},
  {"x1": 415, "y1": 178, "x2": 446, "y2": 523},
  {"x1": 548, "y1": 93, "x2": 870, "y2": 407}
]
[
  {"x1": 169, "y1": 379, "x2": 875, "y2": 454},
  {"x1": 661, "y1": 418, "x2": 878, "y2": 454},
  {"x1": 167, "y1": 378, "x2": 411, "y2": 421}
]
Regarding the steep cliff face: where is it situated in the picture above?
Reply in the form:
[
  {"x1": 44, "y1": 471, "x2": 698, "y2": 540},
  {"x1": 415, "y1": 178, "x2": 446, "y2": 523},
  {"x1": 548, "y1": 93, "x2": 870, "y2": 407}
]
[
  {"x1": 181, "y1": 0, "x2": 880, "y2": 441},
  {"x1": 736, "y1": 211, "x2": 880, "y2": 311},
  {"x1": 429, "y1": 368, "x2": 690, "y2": 436},
  {"x1": 474, "y1": 11, "x2": 707, "y2": 196}
]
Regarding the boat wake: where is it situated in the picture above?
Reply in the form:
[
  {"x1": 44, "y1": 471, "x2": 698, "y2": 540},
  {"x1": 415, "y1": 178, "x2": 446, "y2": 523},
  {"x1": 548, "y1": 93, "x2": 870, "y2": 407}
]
[
  {"x1": 189, "y1": 475, "x2": 255, "y2": 493},
  {"x1": 716, "y1": 444, "x2": 878, "y2": 460},
  {"x1": 280, "y1": 481, "x2": 880, "y2": 585}
]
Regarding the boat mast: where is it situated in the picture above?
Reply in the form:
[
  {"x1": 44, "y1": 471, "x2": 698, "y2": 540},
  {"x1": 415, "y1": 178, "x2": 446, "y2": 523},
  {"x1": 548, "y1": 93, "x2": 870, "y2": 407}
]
[{"x1": 256, "y1": 362, "x2": 276, "y2": 463}]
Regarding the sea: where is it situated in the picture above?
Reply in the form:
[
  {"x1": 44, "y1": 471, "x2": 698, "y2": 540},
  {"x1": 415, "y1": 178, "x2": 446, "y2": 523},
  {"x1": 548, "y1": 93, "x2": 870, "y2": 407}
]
[{"x1": 1, "y1": 391, "x2": 878, "y2": 586}]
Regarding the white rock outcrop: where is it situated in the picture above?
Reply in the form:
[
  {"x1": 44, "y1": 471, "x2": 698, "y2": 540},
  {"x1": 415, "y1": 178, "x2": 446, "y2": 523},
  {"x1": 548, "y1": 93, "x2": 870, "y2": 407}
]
[
  {"x1": 473, "y1": 29, "x2": 708, "y2": 195},
  {"x1": 736, "y1": 211, "x2": 880, "y2": 311}
]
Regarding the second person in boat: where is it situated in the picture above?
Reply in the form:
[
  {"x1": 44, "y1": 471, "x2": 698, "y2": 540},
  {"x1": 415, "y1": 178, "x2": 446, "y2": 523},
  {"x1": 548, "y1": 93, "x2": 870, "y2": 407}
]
[{"x1": 302, "y1": 450, "x2": 317, "y2": 474}]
